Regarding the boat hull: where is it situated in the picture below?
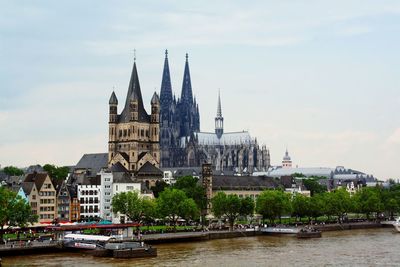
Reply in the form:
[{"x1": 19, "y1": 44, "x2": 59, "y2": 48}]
[
  {"x1": 296, "y1": 231, "x2": 322, "y2": 238},
  {"x1": 113, "y1": 247, "x2": 157, "y2": 258}
]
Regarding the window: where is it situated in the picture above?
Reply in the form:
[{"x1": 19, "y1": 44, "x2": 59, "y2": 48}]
[
  {"x1": 105, "y1": 178, "x2": 111, "y2": 182},
  {"x1": 32, "y1": 195, "x2": 36, "y2": 200},
  {"x1": 116, "y1": 185, "x2": 118, "y2": 191},
  {"x1": 127, "y1": 186, "x2": 134, "y2": 191},
  {"x1": 105, "y1": 192, "x2": 111, "y2": 196},
  {"x1": 105, "y1": 185, "x2": 111, "y2": 189}
]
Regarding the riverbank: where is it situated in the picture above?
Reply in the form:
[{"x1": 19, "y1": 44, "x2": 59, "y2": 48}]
[{"x1": 0, "y1": 221, "x2": 391, "y2": 257}]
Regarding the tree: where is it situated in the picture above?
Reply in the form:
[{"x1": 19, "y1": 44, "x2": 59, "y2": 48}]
[
  {"x1": 353, "y1": 187, "x2": 383, "y2": 219},
  {"x1": 150, "y1": 180, "x2": 169, "y2": 198},
  {"x1": 3, "y1": 166, "x2": 24, "y2": 176},
  {"x1": 0, "y1": 187, "x2": 37, "y2": 241},
  {"x1": 173, "y1": 176, "x2": 206, "y2": 210},
  {"x1": 292, "y1": 194, "x2": 311, "y2": 221},
  {"x1": 308, "y1": 194, "x2": 324, "y2": 221},
  {"x1": 385, "y1": 198, "x2": 399, "y2": 220},
  {"x1": 211, "y1": 192, "x2": 241, "y2": 231},
  {"x1": 324, "y1": 189, "x2": 353, "y2": 222},
  {"x1": 256, "y1": 190, "x2": 291, "y2": 224},
  {"x1": 303, "y1": 179, "x2": 327, "y2": 196},
  {"x1": 240, "y1": 196, "x2": 255, "y2": 220},
  {"x1": 43, "y1": 164, "x2": 69, "y2": 180},
  {"x1": 157, "y1": 188, "x2": 199, "y2": 230},
  {"x1": 111, "y1": 191, "x2": 150, "y2": 223},
  {"x1": 141, "y1": 198, "x2": 157, "y2": 228}
]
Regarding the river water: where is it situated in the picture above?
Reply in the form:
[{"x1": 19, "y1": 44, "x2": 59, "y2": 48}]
[{"x1": 3, "y1": 228, "x2": 400, "y2": 266}]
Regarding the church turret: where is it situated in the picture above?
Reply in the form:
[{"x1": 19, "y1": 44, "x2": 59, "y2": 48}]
[
  {"x1": 109, "y1": 91, "x2": 118, "y2": 149},
  {"x1": 151, "y1": 92, "x2": 160, "y2": 123},
  {"x1": 151, "y1": 92, "x2": 160, "y2": 163},
  {"x1": 215, "y1": 90, "x2": 224, "y2": 138},
  {"x1": 109, "y1": 91, "x2": 118, "y2": 123}
]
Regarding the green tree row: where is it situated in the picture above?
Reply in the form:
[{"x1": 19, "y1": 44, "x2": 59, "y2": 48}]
[
  {"x1": 256, "y1": 185, "x2": 400, "y2": 224},
  {"x1": 1, "y1": 164, "x2": 69, "y2": 180},
  {"x1": 112, "y1": 188, "x2": 199, "y2": 231}
]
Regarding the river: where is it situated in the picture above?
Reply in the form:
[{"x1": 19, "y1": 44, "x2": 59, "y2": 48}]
[{"x1": 3, "y1": 228, "x2": 399, "y2": 266}]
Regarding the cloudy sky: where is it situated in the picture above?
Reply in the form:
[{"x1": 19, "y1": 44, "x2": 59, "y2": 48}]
[{"x1": 1, "y1": 1, "x2": 399, "y2": 179}]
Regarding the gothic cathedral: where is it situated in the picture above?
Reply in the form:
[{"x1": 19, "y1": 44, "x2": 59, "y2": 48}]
[{"x1": 159, "y1": 50, "x2": 270, "y2": 174}]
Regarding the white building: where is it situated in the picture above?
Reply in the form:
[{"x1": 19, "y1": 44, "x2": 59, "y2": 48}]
[
  {"x1": 111, "y1": 172, "x2": 142, "y2": 223},
  {"x1": 78, "y1": 184, "x2": 101, "y2": 221},
  {"x1": 162, "y1": 170, "x2": 176, "y2": 185},
  {"x1": 99, "y1": 170, "x2": 113, "y2": 221}
]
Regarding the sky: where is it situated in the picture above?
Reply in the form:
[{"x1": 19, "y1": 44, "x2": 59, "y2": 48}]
[{"x1": 1, "y1": 1, "x2": 400, "y2": 179}]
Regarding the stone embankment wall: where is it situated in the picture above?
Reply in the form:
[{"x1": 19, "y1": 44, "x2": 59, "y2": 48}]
[{"x1": 315, "y1": 222, "x2": 382, "y2": 232}]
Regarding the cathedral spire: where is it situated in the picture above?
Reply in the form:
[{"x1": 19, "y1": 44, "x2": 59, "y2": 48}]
[
  {"x1": 160, "y1": 49, "x2": 173, "y2": 106},
  {"x1": 217, "y1": 89, "x2": 222, "y2": 117},
  {"x1": 215, "y1": 90, "x2": 224, "y2": 138},
  {"x1": 181, "y1": 53, "x2": 193, "y2": 104}
]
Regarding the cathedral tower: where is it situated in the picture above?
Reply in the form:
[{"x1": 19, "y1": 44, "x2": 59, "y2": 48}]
[
  {"x1": 108, "y1": 58, "x2": 160, "y2": 172},
  {"x1": 159, "y1": 51, "x2": 201, "y2": 167}
]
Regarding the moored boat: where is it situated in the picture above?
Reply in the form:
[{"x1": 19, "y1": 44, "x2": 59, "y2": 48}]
[
  {"x1": 296, "y1": 228, "x2": 322, "y2": 238},
  {"x1": 62, "y1": 234, "x2": 113, "y2": 250},
  {"x1": 261, "y1": 227, "x2": 299, "y2": 235},
  {"x1": 90, "y1": 242, "x2": 157, "y2": 258}
]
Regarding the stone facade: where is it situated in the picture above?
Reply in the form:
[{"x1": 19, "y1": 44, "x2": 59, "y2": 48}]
[
  {"x1": 108, "y1": 59, "x2": 160, "y2": 173},
  {"x1": 24, "y1": 173, "x2": 57, "y2": 223},
  {"x1": 55, "y1": 180, "x2": 71, "y2": 220},
  {"x1": 22, "y1": 182, "x2": 39, "y2": 217}
]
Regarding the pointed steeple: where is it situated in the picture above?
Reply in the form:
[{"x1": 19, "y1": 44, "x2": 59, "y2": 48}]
[
  {"x1": 217, "y1": 89, "x2": 222, "y2": 117},
  {"x1": 181, "y1": 53, "x2": 193, "y2": 104},
  {"x1": 160, "y1": 49, "x2": 173, "y2": 106},
  {"x1": 215, "y1": 90, "x2": 224, "y2": 138},
  {"x1": 120, "y1": 59, "x2": 149, "y2": 122}
]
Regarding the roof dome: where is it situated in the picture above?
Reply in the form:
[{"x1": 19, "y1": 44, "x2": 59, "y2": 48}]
[
  {"x1": 109, "y1": 91, "x2": 118, "y2": 105},
  {"x1": 283, "y1": 149, "x2": 291, "y2": 161}
]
